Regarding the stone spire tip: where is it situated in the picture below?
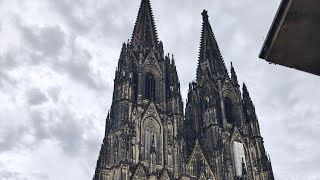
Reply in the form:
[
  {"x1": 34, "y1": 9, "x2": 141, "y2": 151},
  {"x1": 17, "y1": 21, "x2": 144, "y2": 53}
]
[{"x1": 202, "y1": 10, "x2": 209, "y2": 21}]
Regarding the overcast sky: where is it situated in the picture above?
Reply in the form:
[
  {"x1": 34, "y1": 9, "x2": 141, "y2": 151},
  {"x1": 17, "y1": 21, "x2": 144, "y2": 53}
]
[{"x1": 0, "y1": 0, "x2": 319, "y2": 180}]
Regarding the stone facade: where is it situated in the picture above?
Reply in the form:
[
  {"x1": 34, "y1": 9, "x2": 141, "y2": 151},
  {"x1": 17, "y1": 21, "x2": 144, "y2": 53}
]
[{"x1": 93, "y1": 0, "x2": 274, "y2": 179}]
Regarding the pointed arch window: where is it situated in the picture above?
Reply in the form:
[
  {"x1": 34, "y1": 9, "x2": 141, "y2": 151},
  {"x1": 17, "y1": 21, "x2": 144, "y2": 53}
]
[
  {"x1": 144, "y1": 119, "x2": 160, "y2": 162},
  {"x1": 224, "y1": 97, "x2": 235, "y2": 124},
  {"x1": 145, "y1": 72, "x2": 156, "y2": 101},
  {"x1": 133, "y1": 72, "x2": 139, "y2": 102},
  {"x1": 144, "y1": 128, "x2": 156, "y2": 160},
  {"x1": 233, "y1": 141, "x2": 246, "y2": 177},
  {"x1": 214, "y1": 96, "x2": 222, "y2": 125}
]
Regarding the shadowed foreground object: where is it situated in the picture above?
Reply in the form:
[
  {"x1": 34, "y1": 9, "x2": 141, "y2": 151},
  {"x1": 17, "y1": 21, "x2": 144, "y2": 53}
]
[
  {"x1": 93, "y1": 0, "x2": 274, "y2": 179},
  {"x1": 259, "y1": 0, "x2": 320, "y2": 76}
]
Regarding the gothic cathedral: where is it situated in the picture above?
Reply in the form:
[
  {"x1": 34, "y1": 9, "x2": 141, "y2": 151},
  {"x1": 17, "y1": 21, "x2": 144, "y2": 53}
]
[{"x1": 93, "y1": 0, "x2": 274, "y2": 179}]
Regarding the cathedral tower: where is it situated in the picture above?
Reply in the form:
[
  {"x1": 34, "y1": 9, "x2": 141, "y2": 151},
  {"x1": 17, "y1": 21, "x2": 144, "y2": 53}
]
[
  {"x1": 94, "y1": 0, "x2": 183, "y2": 179},
  {"x1": 182, "y1": 10, "x2": 274, "y2": 180},
  {"x1": 93, "y1": 1, "x2": 274, "y2": 180}
]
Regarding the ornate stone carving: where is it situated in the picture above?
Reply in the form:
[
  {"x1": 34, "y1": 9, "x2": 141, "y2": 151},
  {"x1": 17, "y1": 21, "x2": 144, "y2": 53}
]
[{"x1": 93, "y1": 1, "x2": 274, "y2": 180}]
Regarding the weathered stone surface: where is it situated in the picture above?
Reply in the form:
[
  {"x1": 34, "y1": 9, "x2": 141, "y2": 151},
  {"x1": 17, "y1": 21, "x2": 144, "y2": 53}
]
[{"x1": 93, "y1": 0, "x2": 274, "y2": 180}]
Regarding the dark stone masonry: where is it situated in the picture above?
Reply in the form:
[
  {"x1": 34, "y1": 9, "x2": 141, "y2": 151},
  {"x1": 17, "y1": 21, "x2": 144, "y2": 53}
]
[{"x1": 93, "y1": 0, "x2": 274, "y2": 179}]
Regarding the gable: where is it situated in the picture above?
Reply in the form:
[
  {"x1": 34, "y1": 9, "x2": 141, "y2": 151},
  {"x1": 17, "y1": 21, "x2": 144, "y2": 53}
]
[
  {"x1": 230, "y1": 126, "x2": 246, "y2": 144},
  {"x1": 160, "y1": 169, "x2": 171, "y2": 180},
  {"x1": 132, "y1": 165, "x2": 147, "y2": 180},
  {"x1": 142, "y1": 50, "x2": 162, "y2": 77},
  {"x1": 142, "y1": 102, "x2": 161, "y2": 121},
  {"x1": 186, "y1": 140, "x2": 216, "y2": 179},
  {"x1": 222, "y1": 78, "x2": 239, "y2": 101}
]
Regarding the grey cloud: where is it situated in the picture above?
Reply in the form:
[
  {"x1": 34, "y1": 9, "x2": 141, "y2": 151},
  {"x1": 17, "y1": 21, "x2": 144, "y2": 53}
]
[
  {"x1": 51, "y1": 110, "x2": 84, "y2": 155},
  {"x1": 52, "y1": 0, "x2": 135, "y2": 44},
  {"x1": 50, "y1": 0, "x2": 95, "y2": 34},
  {"x1": 48, "y1": 86, "x2": 61, "y2": 103},
  {"x1": 254, "y1": 72, "x2": 320, "y2": 179},
  {"x1": 0, "y1": 51, "x2": 19, "y2": 88},
  {"x1": 53, "y1": 36, "x2": 107, "y2": 90},
  {"x1": 0, "y1": 50, "x2": 20, "y2": 70},
  {"x1": 26, "y1": 88, "x2": 48, "y2": 106},
  {"x1": 0, "y1": 125, "x2": 28, "y2": 152},
  {"x1": 0, "y1": 167, "x2": 21, "y2": 180},
  {"x1": 98, "y1": 1, "x2": 135, "y2": 44},
  {"x1": 50, "y1": 0, "x2": 135, "y2": 42},
  {"x1": 0, "y1": 18, "x2": 65, "y2": 72},
  {"x1": 0, "y1": 162, "x2": 49, "y2": 180},
  {"x1": 29, "y1": 172, "x2": 50, "y2": 180},
  {"x1": 19, "y1": 24, "x2": 66, "y2": 57},
  {"x1": 15, "y1": 21, "x2": 106, "y2": 91},
  {"x1": 27, "y1": 106, "x2": 87, "y2": 156},
  {"x1": 29, "y1": 110, "x2": 51, "y2": 141},
  {"x1": 0, "y1": 70, "x2": 16, "y2": 89}
]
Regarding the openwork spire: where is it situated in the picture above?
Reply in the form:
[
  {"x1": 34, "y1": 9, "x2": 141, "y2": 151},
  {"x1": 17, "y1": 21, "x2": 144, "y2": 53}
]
[
  {"x1": 197, "y1": 10, "x2": 227, "y2": 77},
  {"x1": 131, "y1": 0, "x2": 158, "y2": 49}
]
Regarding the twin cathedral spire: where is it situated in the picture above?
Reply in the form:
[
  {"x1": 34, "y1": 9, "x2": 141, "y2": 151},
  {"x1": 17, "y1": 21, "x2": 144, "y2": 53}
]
[
  {"x1": 197, "y1": 10, "x2": 227, "y2": 81},
  {"x1": 131, "y1": 0, "x2": 158, "y2": 49},
  {"x1": 94, "y1": 0, "x2": 274, "y2": 179}
]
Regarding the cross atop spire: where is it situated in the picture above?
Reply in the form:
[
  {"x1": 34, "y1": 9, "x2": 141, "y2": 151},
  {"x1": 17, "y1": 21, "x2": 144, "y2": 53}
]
[
  {"x1": 198, "y1": 10, "x2": 227, "y2": 77},
  {"x1": 131, "y1": 0, "x2": 158, "y2": 49}
]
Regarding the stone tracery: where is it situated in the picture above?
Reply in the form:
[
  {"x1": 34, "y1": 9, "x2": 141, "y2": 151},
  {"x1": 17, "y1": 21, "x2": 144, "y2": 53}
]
[{"x1": 93, "y1": 0, "x2": 274, "y2": 179}]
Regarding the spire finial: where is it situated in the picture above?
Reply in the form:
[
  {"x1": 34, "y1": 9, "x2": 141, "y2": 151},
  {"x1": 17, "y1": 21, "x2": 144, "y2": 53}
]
[
  {"x1": 242, "y1": 82, "x2": 250, "y2": 99},
  {"x1": 230, "y1": 62, "x2": 239, "y2": 86},
  {"x1": 171, "y1": 54, "x2": 175, "y2": 65},
  {"x1": 105, "y1": 111, "x2": 111, "y2": 135},
  {"x1": 202, "y1": 9, "x2": 208, "y2": 21},
  {"x1": 231, "y1": 62, "x2": 235, "y2": 73},
  {"x1": 243, "y1": 83, "x2": 248, "y2": 95}
]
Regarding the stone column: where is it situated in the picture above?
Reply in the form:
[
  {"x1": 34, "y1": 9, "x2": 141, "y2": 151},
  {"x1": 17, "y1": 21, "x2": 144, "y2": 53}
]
[{"x1": 218, "y1": 79, "x2": 227, "y2": 127}]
